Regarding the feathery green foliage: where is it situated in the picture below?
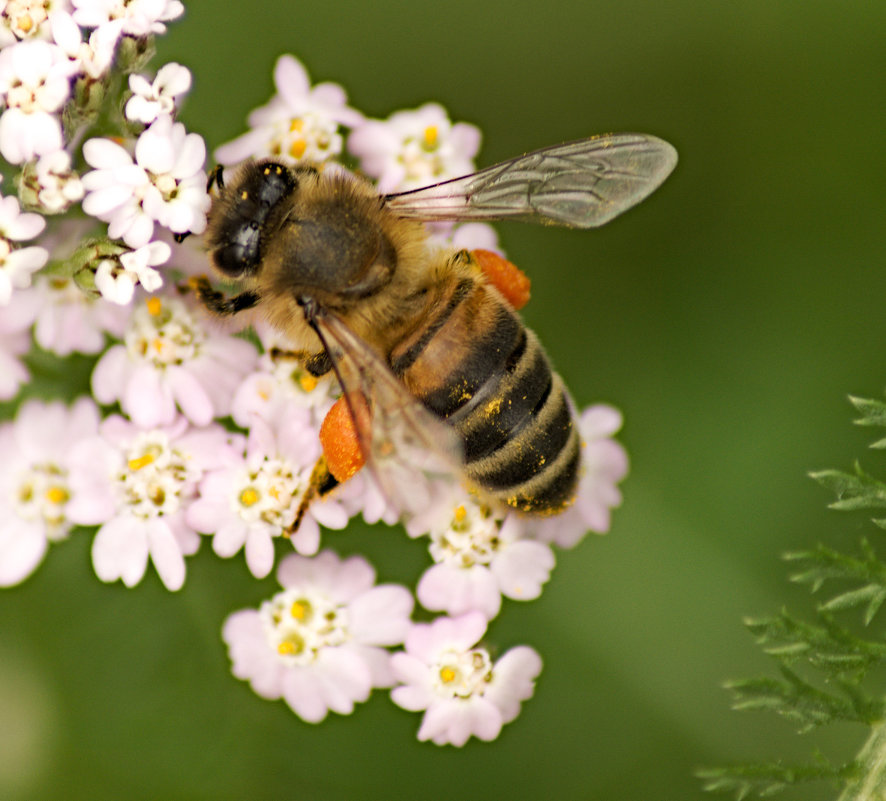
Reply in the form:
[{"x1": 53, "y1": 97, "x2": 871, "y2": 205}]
[{"x1": 700, "y1": 394, "x2": 886, "y2": 800}]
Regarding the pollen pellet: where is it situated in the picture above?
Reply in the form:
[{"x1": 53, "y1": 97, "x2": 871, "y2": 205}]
[
  {"x1": 472, "y1": 249, "x2": 531, "y2": 310},
  {"x1": 319, "y1": 394, "x2": 371, "y2": 483}
]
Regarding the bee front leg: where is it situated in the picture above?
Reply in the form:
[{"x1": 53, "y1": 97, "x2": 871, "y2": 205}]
[
  {"x1": 189, "y1": 275, "x2": 260, "y2": 317},
  {"x1": 288, "y1": 456, "x2": 340, "y2": 536}
]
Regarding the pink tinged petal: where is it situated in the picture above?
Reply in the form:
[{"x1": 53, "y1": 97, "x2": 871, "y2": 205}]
[
  {"x1": 416, "y1": 697, "x2": 502, "y2": 746},
  {"x1": 485, "y1": 646, "x2": 543, "y2": 724},
  {"x1": 211, "y1": 519, "x2": 248, "y2": 557},
  {"x1": 325, "y1": 553, "x2": 376, "y2": 602},
  {"x1": 405, "y1": 612, "x2": 487, "y2": 663},
  {"x1": 348, "y1": 585, "x2": 414, "y2": 646},
  {"x1": 281, "y1": 667, "x2": 329, "y2": 722},
  {"x1": 273, "y1": 55, "x2": 310, "y2": 104},
  {"x1": 214, "y1": 128, "x2": 269, "y2": 165},
  {"x1": 167, "y1": 364, "x2": 213, "y2": 425},
  {"x1": 244, "y1": 526, "x2": 275, "y2": 578},
  {"x1": 492, "y1": 539, "x2": 555, "y2": 601},
  {"x1": 289, "y1": 514, "x2": 319, "y2": 556},
  {"x1": 417, "y1": 563, "x2": 502, "y2": 620},
  {"x1": 354, "y1": 644, "x2": 395, "y2": 688},
  {"x1": 165, "y1": 512, "x2": 199, "y2": 556},
  {"x1": 146, "y1": 518, "x2": 185, "y2": 590},
  {"x1": 0, "y1": 519, "x2": 47, "y2": 586},
  {"x1": 91, "y1": 344, "x2": 130, "y2": 403},
  {"x1": 124, "y1": 364, "x2": 175, "y2": 427},
  {"x1": 389, "y1": 653, "x2": 435, "y2": 711},
  {"x1": 92, "y1": 516, "x2": 149, "y2": 586},
  {"x1": 581, "y1": 404, "x2": 624, "y2": 438},
  {"x1": 309, "y1": 496, "x2": 348, "y2": 530},
  {"x1": 315, "y1": 646, "x2": 373, "y2": 713}
]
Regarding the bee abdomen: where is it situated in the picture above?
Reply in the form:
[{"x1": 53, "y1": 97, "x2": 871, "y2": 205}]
[{"x1": 395, "y1": 278, "x2": 579, "y2": 514}]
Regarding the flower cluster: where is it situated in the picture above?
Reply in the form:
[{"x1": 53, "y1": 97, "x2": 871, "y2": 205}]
[{"x1": 0, "y1": 11, "x2": 629, "y2": 748}]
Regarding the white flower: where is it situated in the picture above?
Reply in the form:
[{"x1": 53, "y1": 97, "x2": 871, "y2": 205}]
[
  {"x1": 222, "y1": 550, "x2": 414, "y2": 723},
  {"x1": 50, "y1": 10, "x2": 121, "y2": 79},
  {"x1": 125, "y1": 62, "x2": 191, "y2": 124},
  {"x1": 90, "y1": 294, "x2": 258, "y2": 427},
  {"x1": 390, "y1": 612, "x2": 542, "y2": 746},
  {"x1": 214, "y1": 54, "x2": 364, "y2": 166},
  {"x1": 407, "y1": 485, "x2": 555, "y2": 619},
  {"x1": 348, "y1": 102, "x2": 481, "y2": 193},
  {"x1": 0, "y1": 287, "x2": 39, "y2": 398},
  {"x1": 528, "y1": 404, "x2": 629, "y2": 548},
  {"x1": 0, "y1": 0, "x2": 69, "y2": 47},
  {"x1": 31, "y1": 271, "x2": 128, "y2": 354},
  {"x1": 31, "y1": 149, "x2": 85, "y2": 213},
  {"x1": 71, "y1": 0, "x2": 184, "y2": 36},
  {"x1": 0, "y1": 397, "x2": 99, "y2": 586},
  {"x1": 0, "y1": 39, "x2": 78, "y2": 164},
  {"x1": 66, "y1": 415, "x2": 239, "y2": 591},
  {"x1": 187, "y1": 414, "x2": 352, "y2": 577},
  {"x1": 82, "y1": 115, "x2": 210, "y2": 247},
  {"x1": 0, "y1": 191, "x2": 49, "y2": 304},
  {"x1": 94, "y1": 239, "x2": 170, "y2": 304}
]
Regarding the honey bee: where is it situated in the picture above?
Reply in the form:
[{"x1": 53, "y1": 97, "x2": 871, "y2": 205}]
[{"x1": 194, "y1": 134, "x2": 677, "y2": 522}]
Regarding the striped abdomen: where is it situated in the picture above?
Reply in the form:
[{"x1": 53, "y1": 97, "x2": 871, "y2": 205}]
[{"x1": 390, "y1": 266, "x2": 580, "y2": 514}]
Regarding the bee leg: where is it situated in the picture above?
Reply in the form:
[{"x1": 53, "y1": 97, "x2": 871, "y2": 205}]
[
  {"x1": 189, "y1": 275, "x2": 260, "y2": 316},
  {"x1": 287, "y1": 395, "x2": 370, "y2": 534},
  {"x1": 268, "y1": 347, "x2": 333, "y2": 377},
  {"x1": 288, "y1": 456, "x2": 340, "y2": 535},
  {"x1": 471, "y1": 249, "x2": 531, "y2": 310}
]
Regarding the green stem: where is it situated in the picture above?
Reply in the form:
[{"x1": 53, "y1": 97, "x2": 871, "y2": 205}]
[{"x1": 838, "y1": 719, "x2": 886, "y2": 801}]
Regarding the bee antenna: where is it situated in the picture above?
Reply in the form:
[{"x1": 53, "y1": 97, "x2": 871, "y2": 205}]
[{"x1": 207, "y1": 164, "x2": 225, "y2": 193}]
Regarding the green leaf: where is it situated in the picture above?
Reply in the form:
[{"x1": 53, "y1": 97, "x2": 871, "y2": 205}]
[
  {"x1": 810, "y1": 463, "x2": 886, "y2": 510},
  {"x1": 697, "y1": 754, "x2": 850, "y2": 799}
]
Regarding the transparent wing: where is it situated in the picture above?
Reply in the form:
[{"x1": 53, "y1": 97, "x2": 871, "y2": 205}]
[
  {"x1": 384, "y1": 133, "x2": 677, "y2": 228},
  {"x1": 312, "y1": 308, "x2": 464, "y2": 518}
]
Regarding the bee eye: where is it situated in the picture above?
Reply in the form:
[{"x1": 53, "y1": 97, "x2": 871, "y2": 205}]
[{"x1": 213, "y1": 222, "x2": 261, "y2": 276}]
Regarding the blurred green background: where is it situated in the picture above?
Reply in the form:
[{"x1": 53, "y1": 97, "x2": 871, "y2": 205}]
[{"x1": 4, "y1": 1, "x2": 886, "y2": 799}]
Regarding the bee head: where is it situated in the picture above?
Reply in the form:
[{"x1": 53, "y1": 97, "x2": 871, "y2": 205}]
[{"x1": 205, "y1": 160, "x2": 300, "y2": 278}]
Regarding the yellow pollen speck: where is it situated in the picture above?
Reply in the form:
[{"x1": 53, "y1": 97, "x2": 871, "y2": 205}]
[
  {"x1": 152, "y1": 338, "x2": 164, "y2": 354},
  {"x1": 439, "y1": 666, "x2": 457, "y2": 683},
  {"x1": 289, "y1": 118, "x2": 304, "y2": 132},
  {"x1": 423, "y1": 125, "x2": 438, "y2": 148},
  {"x1": 128, "y1": 454, "x2": 154, "y2": 471},
  {"x1": 18, "y1": 14, "x2": 34, "y2": 33},
  {"x1": 239, "y1": 487, "x2": 259, "y2": 507},
  {"x1": 298, "y1": 373, "x2": 318, "y2": 393},
  {"x1": 45, "y1": 486, "x2": 68, "y2": 505},
  {"x1": 453, "y1": 505, "x2": 467, "y2": 522},
  {"x1": 146, "y1": 297, "x2": 162, "y2": 316},
  {"x1": 268, "y1": 485, "x2": 280, "y2": 501},
  {"x1": 289, "y1": 139, "x2": 307, "y2": 160},
  {"x1": 240, "y1": 190, "x2": 248, "y2": 200},
  {"x1": 277, "y1": 640, "x2": 299, "y2": 656},
  {"x1": 290, "y1": 600, "x2": 310, "y2": 621}
]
